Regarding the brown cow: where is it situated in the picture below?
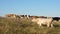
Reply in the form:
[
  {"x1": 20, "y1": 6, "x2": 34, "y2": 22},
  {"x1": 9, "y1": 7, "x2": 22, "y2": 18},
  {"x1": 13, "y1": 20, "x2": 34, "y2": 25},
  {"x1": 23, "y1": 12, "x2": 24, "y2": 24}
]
[{"x1": 6, "y1": 14, "x2": 16, "y2": 18}]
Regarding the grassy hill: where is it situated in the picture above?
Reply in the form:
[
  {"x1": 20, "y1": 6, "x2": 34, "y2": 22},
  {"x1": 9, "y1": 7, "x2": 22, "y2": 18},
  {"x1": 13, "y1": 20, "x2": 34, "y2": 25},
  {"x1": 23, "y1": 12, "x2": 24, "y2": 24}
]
[{"x1": 0, "y1": 17, "x2": 60, "y2": 34}]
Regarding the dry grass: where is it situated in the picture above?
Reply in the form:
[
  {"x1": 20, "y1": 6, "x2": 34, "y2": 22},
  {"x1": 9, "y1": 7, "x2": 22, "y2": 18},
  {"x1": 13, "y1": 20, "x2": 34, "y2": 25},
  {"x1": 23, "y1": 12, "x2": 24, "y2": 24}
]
[{"x1": 0, "y1": 17, "x2": 60, "y2": 34}]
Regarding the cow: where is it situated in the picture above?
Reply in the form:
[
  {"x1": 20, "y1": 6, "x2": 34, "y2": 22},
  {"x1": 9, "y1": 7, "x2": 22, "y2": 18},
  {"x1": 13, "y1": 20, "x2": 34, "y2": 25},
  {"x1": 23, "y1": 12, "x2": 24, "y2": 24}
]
[
  {"x1": 52, "y1": 17, "x2": 60, "y2": 21},
  {"x1": 6, "y1": 14, "x2": 16, "y2": 18},
  {"x1": 32, "y1": 17, "x2": 53, "y2": 27}
]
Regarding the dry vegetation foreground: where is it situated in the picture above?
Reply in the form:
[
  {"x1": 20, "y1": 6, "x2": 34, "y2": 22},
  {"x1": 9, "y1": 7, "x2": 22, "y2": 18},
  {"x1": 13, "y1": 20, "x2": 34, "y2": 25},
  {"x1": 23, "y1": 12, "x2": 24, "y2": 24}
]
[{"x1": 0, "y1": 17, "x2": 60, "y2": 34}]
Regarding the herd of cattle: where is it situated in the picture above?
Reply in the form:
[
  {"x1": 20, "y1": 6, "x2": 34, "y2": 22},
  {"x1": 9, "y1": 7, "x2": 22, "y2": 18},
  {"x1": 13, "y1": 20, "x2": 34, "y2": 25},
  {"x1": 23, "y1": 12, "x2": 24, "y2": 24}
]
[{"x1": 5, "y1": 14, "x2": 60, "y2": 27}]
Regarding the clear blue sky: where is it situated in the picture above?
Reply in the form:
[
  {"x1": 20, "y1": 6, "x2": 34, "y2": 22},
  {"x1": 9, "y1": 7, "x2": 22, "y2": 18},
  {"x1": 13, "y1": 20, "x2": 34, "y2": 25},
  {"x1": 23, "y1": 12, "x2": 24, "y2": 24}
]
[{"x1": 0, "y1": 0, "x2": 60, "y2": 17}]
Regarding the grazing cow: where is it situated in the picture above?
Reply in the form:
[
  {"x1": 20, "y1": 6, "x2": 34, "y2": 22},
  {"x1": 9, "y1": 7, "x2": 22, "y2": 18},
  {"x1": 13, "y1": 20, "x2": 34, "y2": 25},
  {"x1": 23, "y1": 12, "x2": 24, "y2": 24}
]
[{"x1": 32, "y1": 18, "x2": 53, "y2": 27}]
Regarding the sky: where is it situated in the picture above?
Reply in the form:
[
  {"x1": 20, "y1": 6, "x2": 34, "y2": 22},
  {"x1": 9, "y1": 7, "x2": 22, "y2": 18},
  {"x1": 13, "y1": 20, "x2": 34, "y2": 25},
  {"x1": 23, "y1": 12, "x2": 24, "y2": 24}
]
[{"x1": 0, "y1": 0, "x2": 60, "y2": 17}]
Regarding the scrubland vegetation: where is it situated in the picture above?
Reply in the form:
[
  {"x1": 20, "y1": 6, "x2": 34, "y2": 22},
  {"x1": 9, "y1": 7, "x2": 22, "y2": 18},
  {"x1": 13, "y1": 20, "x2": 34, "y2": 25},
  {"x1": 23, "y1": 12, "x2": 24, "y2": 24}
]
[{"x1": 0, "y1": 17, "x2": 60, "y2": 34}]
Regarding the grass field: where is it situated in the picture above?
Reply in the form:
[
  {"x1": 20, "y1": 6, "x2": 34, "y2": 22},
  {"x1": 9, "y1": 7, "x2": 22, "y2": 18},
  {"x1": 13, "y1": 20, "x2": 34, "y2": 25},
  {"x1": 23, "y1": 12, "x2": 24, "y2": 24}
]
[{"x1": 0, "y1": 17, "x2": 60, "y2": 34}]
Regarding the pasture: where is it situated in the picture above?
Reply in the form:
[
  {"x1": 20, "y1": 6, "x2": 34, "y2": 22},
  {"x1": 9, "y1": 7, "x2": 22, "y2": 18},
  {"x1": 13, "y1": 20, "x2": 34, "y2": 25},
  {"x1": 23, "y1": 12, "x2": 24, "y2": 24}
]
[{"x1": 0, "y1": 17, "x2": 60, "y2": 34}]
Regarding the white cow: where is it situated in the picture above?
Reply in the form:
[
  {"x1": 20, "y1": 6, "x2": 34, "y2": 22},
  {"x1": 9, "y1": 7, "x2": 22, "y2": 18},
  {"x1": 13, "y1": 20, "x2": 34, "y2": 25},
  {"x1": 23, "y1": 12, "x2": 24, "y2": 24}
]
[{"x1": 32, "y1": 18, "x2": 53, "y2": 27}]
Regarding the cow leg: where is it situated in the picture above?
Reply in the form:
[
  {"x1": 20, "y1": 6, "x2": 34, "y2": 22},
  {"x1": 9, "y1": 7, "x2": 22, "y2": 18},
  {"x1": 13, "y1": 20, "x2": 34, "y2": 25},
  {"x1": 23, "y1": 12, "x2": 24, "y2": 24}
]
[
  {"x1": 39, "y1": 23, "x2": 42, "y2": 26},
  {"x1": 38, "y1": 22, "x2": 42, "y2": 26},
  {"x1": 39, "y1": 20, "x2": 44, "y2": 27},
  {"x1": 47, "y1": 23, "x2": 53, "y2": 27},
  {"x1": 51, "y1": 24, "x2": 53, "y2": 27},
  {"x1": 47, "y1": 23, "x2": 50, "y2": 27},
  {"x1": 37, "y1": 21, "x2": 42, "y2": 26}
]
